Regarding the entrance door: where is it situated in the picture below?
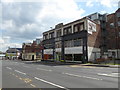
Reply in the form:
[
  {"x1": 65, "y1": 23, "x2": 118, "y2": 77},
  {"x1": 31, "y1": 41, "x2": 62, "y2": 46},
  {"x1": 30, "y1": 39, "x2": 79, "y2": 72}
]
[{"x1": 32, "y1": 55, "x2": 34, "y2": 60}]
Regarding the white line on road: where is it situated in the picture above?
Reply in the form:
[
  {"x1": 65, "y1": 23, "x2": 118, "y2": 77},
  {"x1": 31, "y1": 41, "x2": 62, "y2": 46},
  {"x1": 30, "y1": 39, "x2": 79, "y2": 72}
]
[
  {"x1": 30, "y1": 84, "x2": 36, "y2": 87},
  {"x1": 63, "y1": 73, "x2": 103, "y2": 80},
  {"x1": 97, "y1": 73, "x2": 119, "y2": 78},
  {"x1": 14, "y1": 70, "x2": 26, "y2": 75},
  {"x1": 36, "y1": 68, "x2": 52, "y2": 72},
  {"x1": 34, "y1": 77, "x2": 68, "y2": 89},
  {"x1": 6, "y1": 67, "x2": 12, "y2": 70}
]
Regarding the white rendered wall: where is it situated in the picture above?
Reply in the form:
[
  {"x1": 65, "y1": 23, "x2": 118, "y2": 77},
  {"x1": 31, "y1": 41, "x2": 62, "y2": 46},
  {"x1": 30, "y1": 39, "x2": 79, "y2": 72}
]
[
  {"x1": 44, "y1": 47, "x2": 83, "y2": 54},
  {"x1": 44, "y1": 49, "x2": 53, "y2": 54},
  {"x1": 65, "y1": 46, "x2": 83, "y2": 54},
  {"x1": 108, "y1": 49, "x2": 120, "y2": 58},
  {"x1": 88, "y1": 47, "x2": 100, "y2": 61}
]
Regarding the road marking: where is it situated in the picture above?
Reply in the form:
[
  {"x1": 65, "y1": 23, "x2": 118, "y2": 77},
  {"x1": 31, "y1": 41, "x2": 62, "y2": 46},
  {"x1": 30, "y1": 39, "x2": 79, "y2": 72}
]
[
  {"x1": 63, "y1": 73, "x2": 102, "y2": 80},
  {"x1": 112, "y1": 73, "x2": 120, "y2": 75},
  {"x1": 97, "y1": 73, "x2": 119, "y2": 78},
  {"x1": 30, "y1": 84, "x2": 36, "y2": 87},
  {"x1": 36, "y1": 68, "x2": 52, "y2": 72},
  {"x1": 19, "y1": 77, "x2": 23, "y2": 80},
  {"x1": 6, "y1": 67, "x2": 12, "y2": 70},
  {"x1": 14, "y1": 70, "x2": 26, "y2": 75},
  {"x1": 15, "y1": 75, "x2": 19, "y2": 78},
  {"x1": 23, "y1": 78, "x2": 32, "y2": 83},
  {"x1": 34, "y1": 77, "x2": 67, "y2": 89}
]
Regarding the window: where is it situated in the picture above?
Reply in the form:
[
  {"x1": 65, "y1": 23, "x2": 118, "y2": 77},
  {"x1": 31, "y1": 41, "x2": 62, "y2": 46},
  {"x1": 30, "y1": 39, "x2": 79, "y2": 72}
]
[
  {"x1": 63, "y1": 26, "x2": 72, "y2": 35},
  {"x1": 49, "y1": 32, "x2": 54, "y2": 39},
  {"x1": 64, "y1": 40, "x2": 74, "y2": 47},
  {"x1": 74, "y1": 23, "x2": 84, "y2": 33},
  {"x1": 74, "y1": 26, "x2": 78, "y2": 32},
  {"x1": 68, "y1": 28, "x2": 72, "y2": 34},
  {"x1": 64, "y1": 29, "x2": 67, "y2": 35},
  {"x1": 56, "y1": 30, "x2": 61, "y2": 37},
  {"x1": 44, "y1": 34, "x2": 48, "y2": 40},
  {"x1": 118, "y1": 21, "x2": 120, "y2": 26},
  {"x1": 55, "y1": 41, "x2": 61, "y2": 48},
  {"x1": 80, "y1": 24, "x2": 84, "y2": 30},
  {"x1": 117, "y1": 12, "x2": 120, "y2": 17},
  {"x1": 74, "y1": 39, "x2": 82, "y2": 47}
]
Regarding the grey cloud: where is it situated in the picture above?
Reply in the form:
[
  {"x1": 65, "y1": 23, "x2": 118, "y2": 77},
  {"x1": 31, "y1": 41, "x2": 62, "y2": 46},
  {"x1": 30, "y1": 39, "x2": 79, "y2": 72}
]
[
  {"x1": 2, "y1": 1, "x2": 85, "y2": 44},
  {"x1": 2, "y1": 2, "x2": 43, "y2": 26},
  {"x1": 2, "y1": 2, "x2": 44, "y2": 40}
]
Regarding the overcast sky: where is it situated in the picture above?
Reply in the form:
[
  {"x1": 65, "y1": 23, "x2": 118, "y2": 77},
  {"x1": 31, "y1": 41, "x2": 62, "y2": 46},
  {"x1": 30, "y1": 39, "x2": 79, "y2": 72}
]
[{"x1": 0, "y1": 0, "x2": 119, "y2": 52}]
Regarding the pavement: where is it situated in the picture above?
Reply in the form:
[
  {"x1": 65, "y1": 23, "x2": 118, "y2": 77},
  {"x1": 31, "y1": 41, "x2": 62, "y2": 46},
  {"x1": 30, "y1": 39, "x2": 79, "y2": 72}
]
[
  {"x1": 22, "y1": 60, "x2": 120, "y2": 68},
  {"x1": 1, "y1": 59, "x2": 119, "y2": 89},
  {"x1": 80, "y1": 64, "x2": 120, "y2": 68}
]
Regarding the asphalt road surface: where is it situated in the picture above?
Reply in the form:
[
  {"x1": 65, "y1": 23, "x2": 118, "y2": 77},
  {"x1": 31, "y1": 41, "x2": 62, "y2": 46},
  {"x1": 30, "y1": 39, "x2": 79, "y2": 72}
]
[{"x1": 1, "y1": 60, "x2": 119, "y2": 89}]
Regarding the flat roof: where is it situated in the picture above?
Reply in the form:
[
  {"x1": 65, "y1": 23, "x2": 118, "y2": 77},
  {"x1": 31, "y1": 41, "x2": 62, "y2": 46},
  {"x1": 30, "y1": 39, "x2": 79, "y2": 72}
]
[{"x1": 43, "y1": 17, "x2": 86, "y2": 34}]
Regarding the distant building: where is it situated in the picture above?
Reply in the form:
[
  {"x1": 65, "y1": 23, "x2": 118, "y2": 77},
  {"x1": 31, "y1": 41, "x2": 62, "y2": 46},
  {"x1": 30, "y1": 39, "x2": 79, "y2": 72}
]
[
  {"x1": 6, "y1": 48, "x2": 22, "y2": 60},
  {"x1": 22, "y1": 39, "x2": 43, "y2": 61}
]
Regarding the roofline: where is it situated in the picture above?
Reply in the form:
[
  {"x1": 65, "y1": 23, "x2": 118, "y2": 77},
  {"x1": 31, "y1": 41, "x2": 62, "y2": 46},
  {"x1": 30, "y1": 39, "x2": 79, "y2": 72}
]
[{"x1": 43, "y1": 17, "x2": 87, "y2": 34}]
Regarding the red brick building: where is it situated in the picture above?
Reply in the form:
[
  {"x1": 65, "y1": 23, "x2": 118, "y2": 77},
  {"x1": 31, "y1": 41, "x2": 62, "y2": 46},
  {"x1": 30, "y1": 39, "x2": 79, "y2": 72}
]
[
  {"x1": 106, "y1": 8, "x2": 120, "y2": 59},
  {"x1": 22, "y1": 39, "x2": 43, "y2": 60}
]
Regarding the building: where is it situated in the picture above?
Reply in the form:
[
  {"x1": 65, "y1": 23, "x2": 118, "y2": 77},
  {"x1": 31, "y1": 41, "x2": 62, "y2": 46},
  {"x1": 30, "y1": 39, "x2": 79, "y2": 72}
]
[
  {"x1": 42, "y1": 2, "x2": 120, "y2": 63},
  {"x1": 6, "y1": 48, "x2": 22, "y2": 60},
  {"x1": 22, "y1": 39, "x2": 43, "y2": 61},
  {"x1": 42, "y1": 16, "x2": 102, "y2": 63},
  {"x1": 106, "y1": 8, "x2": 120, "y2": 59},
  {"x1": 0, "y1": 51, "x2": 5, "y2": 60}
]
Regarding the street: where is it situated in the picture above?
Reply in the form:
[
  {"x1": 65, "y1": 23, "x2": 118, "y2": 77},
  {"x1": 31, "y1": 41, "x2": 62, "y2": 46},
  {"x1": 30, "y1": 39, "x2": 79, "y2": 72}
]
[{"x1": 1, "y1": 60, "x2": 119, "y2": 89}]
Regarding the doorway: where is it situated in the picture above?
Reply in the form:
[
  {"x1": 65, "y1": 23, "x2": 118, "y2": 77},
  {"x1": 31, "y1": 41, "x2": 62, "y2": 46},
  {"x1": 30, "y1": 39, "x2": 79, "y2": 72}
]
[{"x1": 32, "y1": 55, "x2": 34, "y2": 60}]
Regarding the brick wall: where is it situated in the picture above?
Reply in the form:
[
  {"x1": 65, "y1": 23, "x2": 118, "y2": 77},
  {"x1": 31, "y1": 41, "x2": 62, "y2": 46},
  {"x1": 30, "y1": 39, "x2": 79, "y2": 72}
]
[
  {"x1": 87, "y1": 23, "x2": 101, "y2": 48},
  {"x1": 107, "y1": 9, "x2": 120, "y2": 49}
]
